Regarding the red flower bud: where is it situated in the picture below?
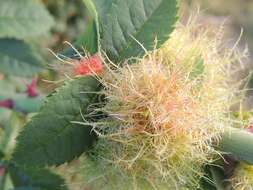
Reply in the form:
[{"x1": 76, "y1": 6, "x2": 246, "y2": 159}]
[{"x1": 26, "y1": 78, "x2": 38, "y2": 97}]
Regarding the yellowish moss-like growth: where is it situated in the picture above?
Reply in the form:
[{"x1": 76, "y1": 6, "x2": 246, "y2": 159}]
[
  {"x1": 231, "y1": 162, "x2": 253, "y2": 190},
  {"x1": 79, "y1": 17, "x2": 244, "y2": 190}
]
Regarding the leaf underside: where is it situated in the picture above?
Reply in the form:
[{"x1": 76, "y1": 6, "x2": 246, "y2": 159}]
[{"x1": 12, "y1": 77, "x2": 100, "y2": 167}]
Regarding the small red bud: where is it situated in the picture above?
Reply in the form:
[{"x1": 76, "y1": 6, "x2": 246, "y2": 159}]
[{"x1": 73, "y1": 54, "x2": 103, "y2": 76}]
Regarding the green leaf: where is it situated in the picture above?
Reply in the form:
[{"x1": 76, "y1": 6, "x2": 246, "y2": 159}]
[
  {"x1": 88, "y1": 0, "x2": 178, "y2": 61},
  {"x1": 200, "y1": 165, "x2": 225, "y2": 190},
  {"x1": 0, "y1": 39, "x2": 44, "y2": 77},
  {"x1": 61, "y1": 0, "x2": 99, "y2": 58},
  {"x1": 12, "y1": 77, "x2": 100, "y2": 167},
  {"x1": 75, "y1": 20, "x2": 98, "y2": 54},
  {"x1": 0, "y1": 0, "x2": 54, "y2": 39},
  {"x1": 9, "y1": 164, "x2": 68, "y2": 190},
  {"x1": 209, "y1": 166, "x2": 225, "y2": 190},
  {"x1": 219, "y1": 128, "x2": 253, "y2": 164}
]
